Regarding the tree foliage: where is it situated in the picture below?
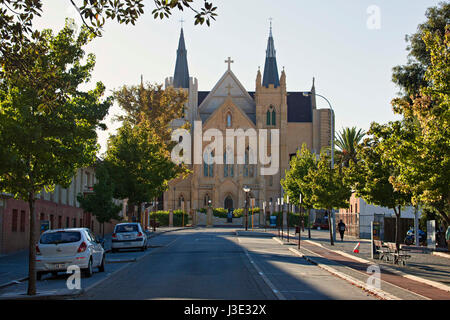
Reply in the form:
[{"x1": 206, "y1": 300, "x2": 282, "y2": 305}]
[
  {"x1": 105, "y1": 118, "x2": 188, "y2": 220},
  {"x1": 0, "y1": 22, "x2": 111, "y2": 295},
  {"x1": 281, "y1": 144, "x2": 316, "y2": 209},
  {"x1": 76, "y1": 162, "x2": 123, "y2": 235},
  {"x1": 113, "y1": 83, "x2": 188, "y2": 145},
  {"x1": 335, "y1": 126, "x2": 365, "y2": 168},
  {"x1": 387, "y1": 26, "x2": 450, "y2": 225},
  {"x1": 392, "y1": 2, "x2": 449, "y2": 99}
]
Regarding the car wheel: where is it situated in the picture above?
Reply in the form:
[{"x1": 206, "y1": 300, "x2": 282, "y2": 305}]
[
  {"x1": 83, "y1": 258, "x2": 93, "y2": 278},
  {"x1": 98, "y1": 255, "x2": 105, "y2": 272}
]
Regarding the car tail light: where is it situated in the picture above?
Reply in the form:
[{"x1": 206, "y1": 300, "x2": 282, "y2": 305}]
[
  {"x1": 112, "y1": 233, "x2": 117, "y2": 238},
  {"x1": 137, "y1": 232, "x2": 142, "y2": 237},
  {"x1": 77, "y1": 241, "x2": 87, "y2": 253},
  {"x1": 36, "y1": 244, "x2": 41, "y2": 255}
]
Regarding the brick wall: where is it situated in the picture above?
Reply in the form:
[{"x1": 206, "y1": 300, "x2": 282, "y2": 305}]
[{"x1": 0, "y1": 197, "x2": 120, "y2": 254}]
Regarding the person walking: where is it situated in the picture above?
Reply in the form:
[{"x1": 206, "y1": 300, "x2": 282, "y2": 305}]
[{"x1": 338, "y1": 220, "x2": 346, "y2": 241}]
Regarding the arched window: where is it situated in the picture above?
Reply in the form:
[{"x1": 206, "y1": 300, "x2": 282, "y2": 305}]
[
  {"x1": 178, "y1": 195, "x2": 184, "y2": 208},
  {"x1": 244, "y1": 149, "x2": 249, "y2": 177},
  {"x1": 203, "y1": 149, "x2": 214, "y2": 177},
  {"x1": 226, "y1": 113, "x2": 232, "y2": 128},
  {"x1": 266, "y1": 110, "x2": 271, "y2": 125},
  {"x1": 272, "y1": 109, "x2": 276, "y2": 126},
  {"x1": 224, "y1": 149, "x2": 234, "y2": 178}
]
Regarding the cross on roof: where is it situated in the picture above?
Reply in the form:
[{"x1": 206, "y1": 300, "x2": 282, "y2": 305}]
[
  {"x1": 225, "y1": 83, "x2": 233, "y2": 96},
  {"x1": 179, "y1": 18, "x2": 185, "y2": 28},
  {"x1": 225, "y1": 57, "x2": 234, "y2": 71}
]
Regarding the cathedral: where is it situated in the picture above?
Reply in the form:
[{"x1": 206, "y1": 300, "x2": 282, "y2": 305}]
[{"x1": 162, "y1": 26, "x2": 333, "y2": 213}]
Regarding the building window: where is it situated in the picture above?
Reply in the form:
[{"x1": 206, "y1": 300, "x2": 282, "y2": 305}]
[
  {"x1": 73, "y1": 218, "x2": 77, "y2": 228},
  {"x1": 224, "y1": 152, "x2": 234, "y2": 178},
  {"x1": 272, "y1": 109, "x2": 276, "y2": 126},
  {"x1": 50, "y1": 214, "x2": 54, "y2": 229},
  {"x1": 355, "y1": 203, "x2": 358, "y2": 213},
  {"x1": 20, "y1": 210, "x2": 25, "y2": 232},
  {"x1": 80, "y1": 218, "x2": 83, "y2": 228},
  {"x1": 266, "y1": 110, "x2": 271, "y2": 125},
  {"x1": 244, "y1": 147, "x2": 255, "y2": 177},
  {"x1": 58, "y1": 215, "x2": 62, "y2": 229},
  {"x1": 226, "y1": 113, "x2": 232, "y2": 128},
  {"x1": 12, "y1": 209, "x2": 18, "y2": 232},
  {"x1": 66, "y1": 217, "x2": 70, "y2": 228},
  {"x1": 203, "y1": 151, "x2": 214, "y2": 177},
  {"x1": 40, "y1": 213, "x2": 45, "y2": 221}
]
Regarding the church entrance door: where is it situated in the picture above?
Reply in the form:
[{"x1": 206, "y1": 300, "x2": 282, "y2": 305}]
[{"x1": 224, "y1": 196, "x2": 234, "y2": 210}]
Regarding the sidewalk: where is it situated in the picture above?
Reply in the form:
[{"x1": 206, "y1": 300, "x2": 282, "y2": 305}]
[
  {"x1": 0, "y1": 226, "x2": 188, "y2": 290},
  {"x1": 268, "y1": 228, "x2": 450, "y2": 300}
]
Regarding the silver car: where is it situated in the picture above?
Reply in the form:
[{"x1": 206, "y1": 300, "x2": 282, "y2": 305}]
[
  {"x1": 111, "y1": 223, "x2": 148, "y2": 253},
  {"x1": 36, "y1": 228, "x2": 105, "y2": 280}
]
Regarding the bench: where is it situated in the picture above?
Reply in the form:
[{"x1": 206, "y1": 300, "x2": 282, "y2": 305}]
[
  {"x1": 374, "y1": 240, "x2": 390, "y2": 261},
  {"x1": 385, "y1": 242, "x2": 411, "y2": 266}
]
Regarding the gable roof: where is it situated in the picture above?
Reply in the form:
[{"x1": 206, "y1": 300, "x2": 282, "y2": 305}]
[{"x1": 198, "y1": 69, "x2": 256, "y2": 123}]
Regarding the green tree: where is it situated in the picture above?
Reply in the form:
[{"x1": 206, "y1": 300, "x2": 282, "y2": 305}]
[
  {"x1": 335, "y1": 127, "x2": 365, "y2": 168},
  {"x1": 0, "y1": 0, "x2": 217, "y2": 54},
  {"x1": 281, "y1": 144, "x2": 317, "y2": 226},
  {"x1": 392, "y1": 2, "x2": 449, "y2": 99},
  {"x1": 77, "y1": 162, "x2": 123, "y2": 237},
  {"x1": 105, "y1": 119, "x2": 187, "y2": 223},
  {"x1": 305, "y1": 152, "x2": 352, "y2": 245},
  {"x1": 387, "y1": 27, "x2": 450, "y2": 226},
  {"x1": 0, "y1": 23, "x2": 111, "y2": 295},
  {"x1": 349, "y1": 125, "x2": 413, "y2": 250}
]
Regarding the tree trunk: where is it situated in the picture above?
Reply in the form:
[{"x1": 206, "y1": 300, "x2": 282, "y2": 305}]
[
  {"x1": 137, "y1": 202, "x2": 142, "y2": 224},
  {"x1": 394, "y1": 206, "x2": 401, "y2": 252},
  {"x1": 27, "y1": 192, "x2": 36, "y2": 295},
  {"x1": 127, "y1": 201, "x2": 134, "y2": 221},
  {"x1": 328, "y1": 209, "x2": 334, "y2": 246}
]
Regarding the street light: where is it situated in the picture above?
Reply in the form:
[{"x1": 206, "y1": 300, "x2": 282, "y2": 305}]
[
  {"x1": 286, "y1": 195, "x2": 290, "y2": 242},
  {"x1": 243, "y1": 186, "x2": 250, "y2": 231},
  {"x1": 303, "y1": 91, "x2": 336, "y2": 242}
]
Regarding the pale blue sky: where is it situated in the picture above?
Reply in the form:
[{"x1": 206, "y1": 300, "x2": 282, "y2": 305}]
[{"x1": 34, "y1": 0, "x2": 441, "y2": 154}]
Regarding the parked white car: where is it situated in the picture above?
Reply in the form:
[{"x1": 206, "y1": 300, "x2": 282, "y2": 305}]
[
  {"x1": 36, "y1": 228, "x2": 105, "y2": 280},
  {"x1": 111, "y1": 223, "x2": 147, "y2": 253}
]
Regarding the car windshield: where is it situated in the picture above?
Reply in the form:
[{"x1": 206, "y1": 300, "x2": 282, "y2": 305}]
[
  {"x1": 40, "y1": 231, "x2": 81, "y2": 244},
  {"x1": 115, "y1": 224, "x2": 139, "y2": 233}
]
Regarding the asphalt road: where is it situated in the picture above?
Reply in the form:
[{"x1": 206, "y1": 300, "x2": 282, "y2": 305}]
[{"x1": 77, "y1": 228, "x2": 375, "y2": 300}]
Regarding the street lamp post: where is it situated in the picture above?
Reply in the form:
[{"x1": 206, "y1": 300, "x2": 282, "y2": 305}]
[
  {"x1": 286, "y1": 195, "x2": 290, "y2": 242},
  {"x1": 243, "y1": 186, "x2": 250, "y2": 231},
  {"x1": 299, "y1": 193, "x2": 303, "y2": 249},
  {"x1": 152, "y1": 199, "x2": 158, "y2": 232},
  {"x1": 303, "y1": 91, "x2": 336, "y2": 242}
]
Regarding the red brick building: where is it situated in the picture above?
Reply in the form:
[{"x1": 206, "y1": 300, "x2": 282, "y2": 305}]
[{"x1": 0, "y1": 167, "x2": 125, "y2": 255}]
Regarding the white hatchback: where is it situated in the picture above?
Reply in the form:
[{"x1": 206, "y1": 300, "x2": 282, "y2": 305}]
[
  {"x1": 111, "y1": 223, "x2": 147, "y2": 253},
  {"x1": 36, "y1": 228, "x2": 105, "y2": 280}
]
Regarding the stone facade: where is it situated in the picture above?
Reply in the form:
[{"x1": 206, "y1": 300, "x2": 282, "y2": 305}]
[{"x1": 162, "y1": 28, "x2": 333, "y2": 213}]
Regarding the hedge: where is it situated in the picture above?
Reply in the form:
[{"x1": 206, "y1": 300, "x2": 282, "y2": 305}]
[{"x1": 150, "y1": 210, "x2": 189, "y2": 227}]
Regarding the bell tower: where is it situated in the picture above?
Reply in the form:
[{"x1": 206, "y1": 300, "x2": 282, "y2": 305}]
[{"x1": 255, "y1": 22, "x2": 288, "y2": 197}]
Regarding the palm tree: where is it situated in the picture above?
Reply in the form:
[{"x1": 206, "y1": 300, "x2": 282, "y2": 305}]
[{"x1": 335, "y1": 127, "x2": 365, "y2": 167}]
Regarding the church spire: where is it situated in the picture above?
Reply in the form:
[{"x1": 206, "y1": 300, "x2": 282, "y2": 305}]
[
  {"x1": 173, "y1": 28, "x2": 190, "y2": 88},
  {"x1": 262, "y1": 20, "x2": 280, "y2": 88}
]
